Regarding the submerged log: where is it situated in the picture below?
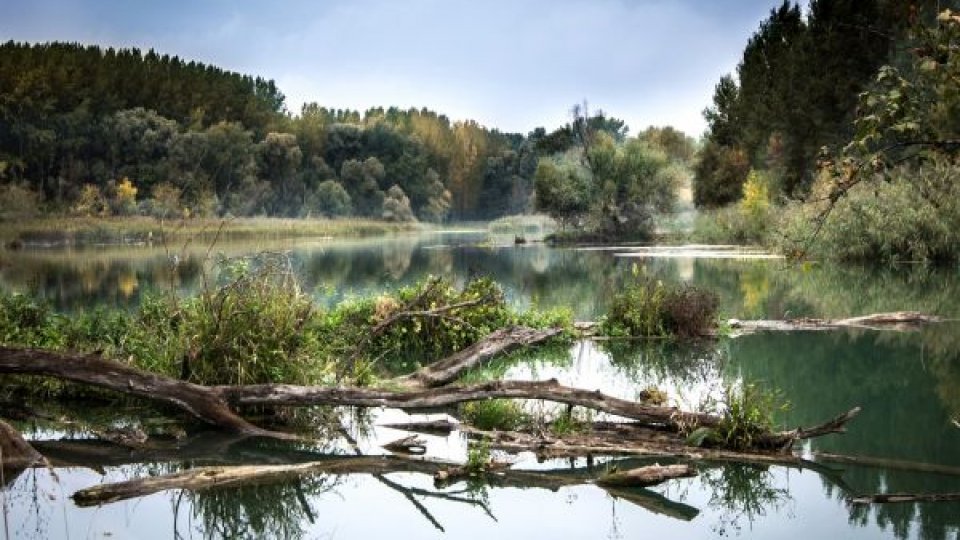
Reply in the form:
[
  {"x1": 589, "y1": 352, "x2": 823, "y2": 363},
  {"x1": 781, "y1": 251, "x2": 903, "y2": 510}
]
[
  {"x1": 595, "y1": 464, "x2": 697, "y2": 487},
  {"x1": 0, "y1": 419, "x2": 42, "y2": 469},
  {"x1": 729, "y1": 311, "x2": 941, "y2": 335},
  {"x1": 849, "y1": 492, "x2": 960, "y2": 504}
]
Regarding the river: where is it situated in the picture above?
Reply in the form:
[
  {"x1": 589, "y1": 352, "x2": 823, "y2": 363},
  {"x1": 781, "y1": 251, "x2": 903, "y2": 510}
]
[{"x1": 1, "y1": 231, "x2": 958, "y2": 539}]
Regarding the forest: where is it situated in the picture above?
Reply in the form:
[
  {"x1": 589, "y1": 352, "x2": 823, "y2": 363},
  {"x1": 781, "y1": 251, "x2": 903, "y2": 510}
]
[{"x1": 0, "y1": 41, "x2": 692, "y2": 232}]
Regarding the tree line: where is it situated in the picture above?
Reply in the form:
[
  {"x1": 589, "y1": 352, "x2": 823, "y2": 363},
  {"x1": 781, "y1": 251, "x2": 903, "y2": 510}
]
[{"x1": 0, "y1": 41, "x2": 693, "y2": 225}]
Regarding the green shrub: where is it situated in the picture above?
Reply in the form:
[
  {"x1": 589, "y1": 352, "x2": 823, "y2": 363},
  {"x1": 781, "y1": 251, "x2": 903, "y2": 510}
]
[
  {"x1": 0, "y1": 293, "x2": 65, "y2": 348},
  {"x1": 175, "y1": 255, "x2": 328, "y2": 386},
  {"x1": 460, "y1": 399, "x2": 527, "y2": 431}
]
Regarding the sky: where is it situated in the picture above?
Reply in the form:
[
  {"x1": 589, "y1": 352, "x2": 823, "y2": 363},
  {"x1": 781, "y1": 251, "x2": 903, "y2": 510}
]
[{"x1": 2, "y1": 0, "x2": 780, "y2": 137}]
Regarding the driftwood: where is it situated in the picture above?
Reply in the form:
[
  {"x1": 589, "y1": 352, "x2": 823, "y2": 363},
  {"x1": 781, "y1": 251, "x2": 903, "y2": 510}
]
[
  {"x1": 382, "y1": 435, "x2": 427, "y2": 455},
  {"x1": 849, "y1": 492, "x2": 960, "y2": 504},
  {"x1": 595, "y1": 464, "x2": 697, "y2": 487},
  {"x1": 814, "y1": 451, "x2": 960, "y2": 477},
  {"x1": 728, "y1": 311, "x2": 942, "y2": 335}
]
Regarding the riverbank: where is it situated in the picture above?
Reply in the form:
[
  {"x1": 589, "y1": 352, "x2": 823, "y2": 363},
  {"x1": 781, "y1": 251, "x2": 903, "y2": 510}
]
[{"x1": 0, "y1": 216, "x2": 427, "y2": 248}]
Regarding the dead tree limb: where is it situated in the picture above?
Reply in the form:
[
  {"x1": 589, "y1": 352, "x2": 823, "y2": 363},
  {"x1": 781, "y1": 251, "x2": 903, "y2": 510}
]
[
  {"x1": 595, "y1": 464, "x2": 697, "y2": 487},
  {"x1": 729, "y1": 311, "x2": 941, "y2": 335},
  {"x1": 0, "y1": 346, "x2": 293, "y2": 440},
  {"x1": 396, "y1": 326, "x2": 562, "y2": 388},
  {"x1": 814, "y1": 451, "x2": 960, "y2": 477},
  {"x1": 762, "y1": 407, "x2": 862, "y2": 450},
  {"x1": 849, "y1": 492, "x2": 960, "y2": 504}
]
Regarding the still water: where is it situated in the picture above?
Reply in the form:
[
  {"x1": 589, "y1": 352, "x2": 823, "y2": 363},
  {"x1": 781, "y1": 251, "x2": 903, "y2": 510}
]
[{"x1": 2, "y1": 231, "x2": 959, "y2": 539}]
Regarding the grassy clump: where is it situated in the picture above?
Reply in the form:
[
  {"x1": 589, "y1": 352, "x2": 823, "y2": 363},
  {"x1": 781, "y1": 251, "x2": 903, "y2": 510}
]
[
  {"x1": 716, "y1": 383, "x2": 789, "y2": 450},
  {"x1": 459, "y1": 400, "x2": 528, "y2": 431},
  {"x1": 686, "y1": 383, "x2": 790, "y2": 451},
  {"x1": 175, "y1": 256, "x2": 329, "y2": 386},
  {"x1": 601, "y1": 273, "x2": 719, "y2": 338}
]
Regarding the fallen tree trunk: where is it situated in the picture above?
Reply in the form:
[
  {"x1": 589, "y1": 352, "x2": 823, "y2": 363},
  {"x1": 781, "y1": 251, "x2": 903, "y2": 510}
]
[
  {"x1": 1, "y1": 419, "x2": 42, "y2": 469},
  {"x1": 0, "y1": 345, "x2": 719, "y2": 433},
  {"x1": 217, "y1": 379, "x2": 720, "y2": 429},
  {"x1": 728, "y1": 311, "x2": 941, "y2": 335},
  {"x1": 595, "y1": 464, "x2": 697, "y2": 487},
  {"x1": 0, "y1": 344, "x2": 857, "y2": 450},
  {"x1": 849, "y1": 492, "x2": 960, "y2": 504}
]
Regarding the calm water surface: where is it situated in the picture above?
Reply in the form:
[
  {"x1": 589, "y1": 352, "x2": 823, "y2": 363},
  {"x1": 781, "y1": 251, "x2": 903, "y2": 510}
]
[{"x1": 2, "y1": 231, "x2": 958, "y2": 539}]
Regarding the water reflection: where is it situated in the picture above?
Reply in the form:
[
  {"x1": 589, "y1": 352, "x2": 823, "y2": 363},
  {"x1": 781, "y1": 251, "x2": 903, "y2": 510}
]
[{"x1": 3, "y1": 233, "x2": 960, "y2": 539}]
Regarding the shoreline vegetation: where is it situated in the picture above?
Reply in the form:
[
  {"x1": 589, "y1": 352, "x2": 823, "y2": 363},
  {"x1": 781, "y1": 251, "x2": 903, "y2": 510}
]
[{"x1": 1, "y1": 216, "x2": 429, "y2": 248}]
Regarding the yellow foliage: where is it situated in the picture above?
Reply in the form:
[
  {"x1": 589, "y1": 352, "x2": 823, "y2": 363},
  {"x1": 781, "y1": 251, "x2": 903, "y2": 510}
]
[
  {"x1": 740, "y1": 170, "x2": 770, "y2": 219},
  {"x1": 116, "y1": 177, "x2": 138, "y2": 203}
]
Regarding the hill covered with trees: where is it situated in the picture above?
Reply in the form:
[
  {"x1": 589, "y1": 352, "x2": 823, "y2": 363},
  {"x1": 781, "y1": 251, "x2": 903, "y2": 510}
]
[{"x1": 0, "y1": 41, "x2": 691, "y2": 229}]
